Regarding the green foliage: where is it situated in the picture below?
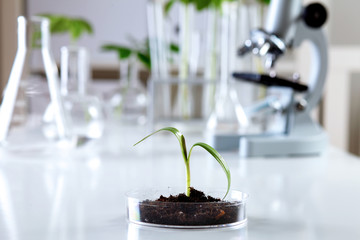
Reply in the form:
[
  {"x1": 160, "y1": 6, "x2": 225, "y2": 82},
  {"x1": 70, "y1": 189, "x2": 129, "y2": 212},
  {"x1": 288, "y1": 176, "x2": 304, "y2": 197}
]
[
  {"x1": 39, "y1": 14, "x2": 93, "y2": 43},
  {"x1": 164, "y1": 0, "x2": 237, "y2": 14},
  {"x1": 170, "y1": 43, "x2": 180, "y2": 53},
  {"x1": 136, "y1": 52, "x2": 152, "y2": 70},
  {"x1": 102, "y1": 40, "x2": 151, "y2": 70},
  {"x1": 188, "y1": 142, "x2": 231, "y2": 199},
  {"x1": 102, "y1": 39, "x2": 179, "y2": 71},
  {"x1": 195, "y1": 0, "x2": 212, "y2": 10},
  {"x1": 256, "y1": 0, "x2": 271, "y2": 5},
  {"x1": 134, "y1": 127, "x2": 231, "y2": 199},
  {"x1": 164, "y1": 0, "x2": 270, "y2": 14},
  {"x1": 165, "y1": 0, "x2": 176, "y2": 13},
  {"x1": 102, "y1": 45, "x2": 132, "y2": 60}
]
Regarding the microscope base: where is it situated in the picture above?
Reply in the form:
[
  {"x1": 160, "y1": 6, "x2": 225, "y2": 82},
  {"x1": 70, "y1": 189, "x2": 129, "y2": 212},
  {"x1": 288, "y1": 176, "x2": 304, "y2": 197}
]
[
  {"x1": 209, "y1": 125, "x2": 328, "y2": 157},
  {"x1": 238, "y1": 130, "x2": 327, "y2": 157}
]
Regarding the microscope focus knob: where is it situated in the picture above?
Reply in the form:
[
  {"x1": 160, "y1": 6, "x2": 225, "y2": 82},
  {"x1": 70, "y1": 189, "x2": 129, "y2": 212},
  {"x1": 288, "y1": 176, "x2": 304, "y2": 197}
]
[{"x1": 303, "y1": 3, "x2": 328, "y2": 28}]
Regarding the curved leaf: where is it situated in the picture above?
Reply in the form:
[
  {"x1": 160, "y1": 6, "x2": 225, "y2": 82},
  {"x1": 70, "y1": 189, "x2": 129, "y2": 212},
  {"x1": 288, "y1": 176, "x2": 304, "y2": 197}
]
[
  {"x1": 136, "y1": 52, "x2": 151, "y2": 70},
  {"x1": 164, "y1": 0, "x2": 176, "y2": 15},
  {"x1": 180, "y1": 0, "x2": 195, "y2": 4},
  {"x1": 69, "y1": 19, "x2": 93, "y2": 41},
  {"x1": 169, "y1": 43, "x2": 180, "y2": 53},
  {"x1": 256, "y1": 0, "x2": 271, "y2": 5},
  {"x1": 211, "y1": 0, "x2": 222, "y2": 9},
  {"x1": 188, "y1": 142, "x2": 231, "y2": 199},
  {"x1": 133, "y1": 127, "x2": 188, "y2": 166},
  {"x1": 38, "y1": 14, "x2": 93, "y2": 42},
  {"x1": 101, "y1": 45, "x2": 132, "y2": 59},
  {"x1": 195, "y1": 0, "x2": 212, "y2": 10}
]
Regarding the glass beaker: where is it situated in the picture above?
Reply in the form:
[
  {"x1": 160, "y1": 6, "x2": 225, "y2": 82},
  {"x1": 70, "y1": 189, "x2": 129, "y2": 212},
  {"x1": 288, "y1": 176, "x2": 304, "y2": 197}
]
[
  {"x1": 0, "y1": 16, "x2": 70, "y2": 151},
  {"x1": 60, "y1": 46, "x2": 104, "y2": 140}
]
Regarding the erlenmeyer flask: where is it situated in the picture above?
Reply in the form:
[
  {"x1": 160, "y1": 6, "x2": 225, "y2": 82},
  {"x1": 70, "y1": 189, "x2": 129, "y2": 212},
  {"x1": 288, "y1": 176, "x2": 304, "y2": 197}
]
[
  {"x1": 106, "y1": 56, "x2": 147, "y2": 125},
  {"x1": 207, "y1": 3, "x2": 248, "y2": 134},
  {"x1": 60, "y1": 46, "x2": 104, "y2": 140},
  {"x1": 0, "y1": 16, "x2": 70, "y2": 151},
  {"x1": 207, "y1": 81, "x2": 249, "y2": 134}
]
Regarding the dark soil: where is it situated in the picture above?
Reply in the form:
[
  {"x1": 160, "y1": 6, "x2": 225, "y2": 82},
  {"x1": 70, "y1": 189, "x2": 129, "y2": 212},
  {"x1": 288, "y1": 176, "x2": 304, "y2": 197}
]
[{"x1": 138, "y1": 187, "x2": 242, "y2": 226}]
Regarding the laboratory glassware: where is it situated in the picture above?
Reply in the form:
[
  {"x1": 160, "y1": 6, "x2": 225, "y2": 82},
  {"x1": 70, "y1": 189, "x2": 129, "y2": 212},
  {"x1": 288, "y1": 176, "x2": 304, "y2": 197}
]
[
  {"x1": 106, "y1": 57, "x2": 147, "y2": 125},
  {"x1": 58, "y1": 46, "x2": 105, "y2": 140},
  {"x1": 0, "y1": 16, "x2": 70, "y2": 151},
  {"x1": 207, "y1": 2, "x2": 248, "y2": 135}
]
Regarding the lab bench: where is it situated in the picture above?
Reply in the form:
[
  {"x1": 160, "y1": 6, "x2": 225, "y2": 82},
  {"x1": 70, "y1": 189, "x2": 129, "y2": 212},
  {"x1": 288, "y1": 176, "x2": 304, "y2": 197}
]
[{"x1": 0, "y1": 126, "x2": 359, "y2": 240}]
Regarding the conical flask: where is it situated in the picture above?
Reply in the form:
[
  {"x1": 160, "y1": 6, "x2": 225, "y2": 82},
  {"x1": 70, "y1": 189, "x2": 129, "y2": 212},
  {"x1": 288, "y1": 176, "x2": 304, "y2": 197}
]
[
  {"x1": 207, "y1": 3, "x2": 248, "y2": 134},
  {"x1": 0, "y1": 16, "x2": 70, "y2": 151},
  {"x1": 106, "y1": 56, "x2": 147, "y2": 125},
  {"x1": 60, "y1": 46, "x2": 104, "y2": 140}
]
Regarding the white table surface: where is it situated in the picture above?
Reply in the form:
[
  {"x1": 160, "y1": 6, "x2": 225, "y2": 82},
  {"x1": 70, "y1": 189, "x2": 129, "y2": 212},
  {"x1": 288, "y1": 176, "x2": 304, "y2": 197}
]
[{"x1": 0, "y1": 125, "x2": 360, "y2": 240}]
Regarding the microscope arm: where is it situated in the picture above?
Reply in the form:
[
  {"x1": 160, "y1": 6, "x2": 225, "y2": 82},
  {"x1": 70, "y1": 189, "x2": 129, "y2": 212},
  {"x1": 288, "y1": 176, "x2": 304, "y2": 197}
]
[{"x1": 292, "y1": 21, "x2": 328, "y2": 114}]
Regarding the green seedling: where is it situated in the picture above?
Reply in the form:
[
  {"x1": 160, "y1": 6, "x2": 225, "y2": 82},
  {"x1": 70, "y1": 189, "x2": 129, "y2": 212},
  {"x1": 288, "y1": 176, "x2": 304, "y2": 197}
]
[{"x1": 134, "y1": 127, "x2": 231, "y2": 199}]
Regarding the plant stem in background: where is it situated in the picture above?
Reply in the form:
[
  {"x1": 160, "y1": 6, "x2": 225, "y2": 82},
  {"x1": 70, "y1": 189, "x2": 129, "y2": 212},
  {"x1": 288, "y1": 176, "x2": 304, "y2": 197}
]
[
  {"x1": 205, "y1": 9, "x2": 220, "y2": 114},
  {"x1": 179, "y1": 4, "x2": 193, "y2": 119}
]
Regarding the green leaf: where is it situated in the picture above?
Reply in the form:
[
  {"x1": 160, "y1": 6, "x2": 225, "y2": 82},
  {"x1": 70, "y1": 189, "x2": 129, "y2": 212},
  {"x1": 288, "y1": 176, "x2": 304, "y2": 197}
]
[
  {"x1": 69, "y1": 19, "x2": 93, "y2": 41},
  {"x1": 38, "y1": 14, "x2": 69, "y2": 34},
  {"x1": 136, "y1": 52, "x2": 151, "y2": 70},
  {"x1": 194, "y1": 0, "x2": 212, "y2": 10},
  {"x1": 188, "y1": 142, "x2": 231, "y2": 200},
  {"x1": 180, "y1": 0, "x2": 194, "y2": 4},
  {"x1": 256, "y1": 0, "x2": 271, "y2": 5},
  {"x1": 38, "y1": 14, "x2": 93, "y2": 42},
  {"x1": 102, "y1": 45, "x2": 132, "y2": 59},
  {"x1": 134, "y1": 127, "x2": 191, "y2": 196},
  {"x1": 164, "y1": 0, "x2": 176, "y2": 15},
  {"x1": 211, "y1": 0, "x2": 223, "y2": 9},
  {"x1": 169, "y1": 43, "x2": 180, "y2": 53},
  {"x1": 134, "y1": 127, "x2": 188, "y2": 165}
]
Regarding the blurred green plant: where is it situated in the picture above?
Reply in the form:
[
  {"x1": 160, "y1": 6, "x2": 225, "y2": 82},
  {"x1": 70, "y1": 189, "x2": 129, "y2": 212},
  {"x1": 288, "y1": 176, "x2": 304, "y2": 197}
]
[
  {"x1": 256, "y1": 0, "x2": 271, "y2": 5},
  {"x1": 101, "y1": 39, "x2": 151, "y2": 70},
  {"x1": 165, "y1": 0, "x2": 270, "y2": 14},
  {"x1": 39, "y1": 14, "x2": 93, "y2": 43},
  {"x1": 164, "y1": 0, "x2": 239, "y2": 14},
  {"x1": 101, "y1": 38, "x2": 179, "y2": 71}
]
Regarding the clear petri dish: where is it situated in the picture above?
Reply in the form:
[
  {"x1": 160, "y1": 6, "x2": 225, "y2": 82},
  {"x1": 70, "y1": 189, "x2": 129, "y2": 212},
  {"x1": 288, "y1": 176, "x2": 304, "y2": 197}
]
[{"x1": 126, "y1": 187, "x2": 248, "y2": 229}]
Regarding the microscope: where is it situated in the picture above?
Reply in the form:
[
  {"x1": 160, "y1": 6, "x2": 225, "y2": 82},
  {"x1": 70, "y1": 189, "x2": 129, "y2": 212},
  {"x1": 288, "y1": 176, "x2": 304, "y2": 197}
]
[{"x1": 212, "y1": 0, "x2": 328, "y2": 157}]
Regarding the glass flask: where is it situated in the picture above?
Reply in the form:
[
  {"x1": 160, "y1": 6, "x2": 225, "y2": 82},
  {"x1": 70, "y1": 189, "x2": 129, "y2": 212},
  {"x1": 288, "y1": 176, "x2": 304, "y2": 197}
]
[
  {"x1": 207, "y1": 81, "x2": 248, "y2": 134},
  {"x1": 0, "y1": 16, "x2": 70, "y2": 151},
  {"x1": 207, "y1": 3, "x2": 249, "y2": 134},
  {"x1": 106, "y1": 57, "x2": 147, "y2": 125},
  {"x1": 59, "y1": 46, "x2": 104, "y2": 140}
]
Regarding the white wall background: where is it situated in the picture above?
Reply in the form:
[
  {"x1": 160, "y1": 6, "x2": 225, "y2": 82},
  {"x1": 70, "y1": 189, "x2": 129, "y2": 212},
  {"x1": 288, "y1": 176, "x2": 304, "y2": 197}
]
[{"x1": 328, "y1": 0, "x2": 360, "y2": 45}]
